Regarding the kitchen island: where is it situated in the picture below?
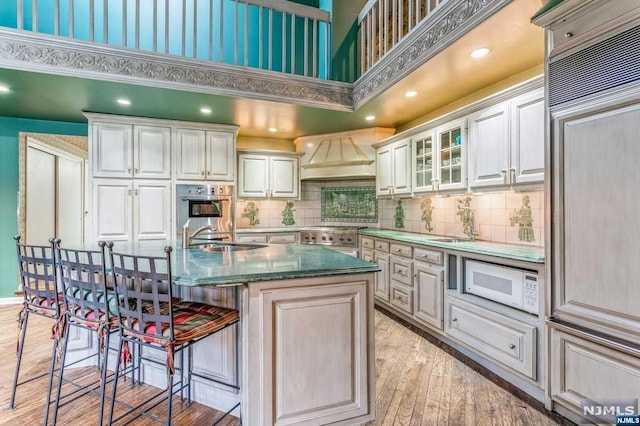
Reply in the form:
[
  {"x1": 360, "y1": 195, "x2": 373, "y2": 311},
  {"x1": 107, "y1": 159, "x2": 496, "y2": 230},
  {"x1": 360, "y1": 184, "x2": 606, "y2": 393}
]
[{"x1": 112, "y1": 241, "x2": 379, "y2": 426}]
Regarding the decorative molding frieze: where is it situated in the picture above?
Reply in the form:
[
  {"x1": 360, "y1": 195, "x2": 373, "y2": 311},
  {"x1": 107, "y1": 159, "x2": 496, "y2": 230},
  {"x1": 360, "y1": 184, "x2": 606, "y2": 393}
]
[
  {"x1": 0, "y1": 29, "x2": 353, "y2": 111},
  {"x1": 353, "y1": 0, "x2": 513, "y2": 107}
]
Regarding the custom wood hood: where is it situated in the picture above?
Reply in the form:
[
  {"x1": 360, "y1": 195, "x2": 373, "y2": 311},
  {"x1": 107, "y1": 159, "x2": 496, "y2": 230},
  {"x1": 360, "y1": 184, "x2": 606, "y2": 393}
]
[{"x1": 294, "y1": 127, "x2": 395, "y2": 180}]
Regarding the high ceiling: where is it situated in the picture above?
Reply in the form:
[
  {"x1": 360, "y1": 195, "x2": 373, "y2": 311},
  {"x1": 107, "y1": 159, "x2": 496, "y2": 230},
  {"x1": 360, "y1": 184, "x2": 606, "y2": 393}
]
[{"x1": 0, "y1": 0, "x2": 544, "y2": 140}]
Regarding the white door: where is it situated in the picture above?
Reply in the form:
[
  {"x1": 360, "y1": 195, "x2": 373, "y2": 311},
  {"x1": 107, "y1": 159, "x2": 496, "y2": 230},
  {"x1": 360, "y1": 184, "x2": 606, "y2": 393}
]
[
  {"x1": 206, "y1": 131, "x2": 235, "y2": 181},
  {"x1": 392, "y1": 141, "x2": 411, "y2": 195},
  {"x1": 469, "y1": 103, "x2": 510, "y2": 188},
  {"x1": 133, "y1": 181, "x2": 172, "y2": 240},
  {"x1": 238, "y1": 154, "x2": 269, "y2": 198},
  {"x1": 376, "y1": 147, "x2": 392, "y2": 196},
  {"x1": 270, "y1": 156, "x2": 299, "y2": 198},
  {"x1": 93, "y1": 180, "x2": 132, "y2": 241},
  {"x1": 92, "y1": 122, "x2": 132, "y2": 178},
  {"x1": 510, "y1": 89, "x2": 545, "y2": 185},
  {"x1": 56, "y1": 156, "x2": 84, "y2": 246},
  {"x1": 175, "y1": 128, "x2": 206, "y2": 180},
  {"x1": 414, "y1": 261, "x2": 444, "y2": 329},
  {"x1": 26, "y1": 147, "x2": 56, "y2": 245},
  {"x1": 26, "y1": 143, "x2": 84, "y2": 246},
  {"x1": 134, "y1": 125, "x2": 171, "y2": 179}
]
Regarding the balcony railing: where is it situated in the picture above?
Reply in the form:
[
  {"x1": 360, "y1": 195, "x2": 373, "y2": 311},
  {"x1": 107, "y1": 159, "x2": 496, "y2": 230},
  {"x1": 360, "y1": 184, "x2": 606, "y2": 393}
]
[
  {"x1": 358, "y1": 0, "x2": 448, "y2": 75},
  {"x1": 0, "y1": 0, "x2": 331, "y2": 79}
]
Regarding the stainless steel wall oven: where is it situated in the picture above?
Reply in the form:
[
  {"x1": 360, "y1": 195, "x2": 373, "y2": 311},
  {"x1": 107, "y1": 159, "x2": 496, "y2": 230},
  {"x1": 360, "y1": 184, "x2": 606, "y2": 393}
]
[{"x1": 177, "y1": 184, "x2": 234, "y2": 243}]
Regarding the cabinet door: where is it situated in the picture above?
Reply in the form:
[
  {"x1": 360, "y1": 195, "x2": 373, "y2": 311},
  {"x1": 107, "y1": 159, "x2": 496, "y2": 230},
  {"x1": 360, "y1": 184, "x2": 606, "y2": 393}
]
[
  {"x1": 510, "y1": 89, "x2": 544, "y2": 185},
  {"x1": 133, "y1": 181, "x2": 171, "y2": 240},
  {"x1": 92, "y1": 122, "x2": 132, "y2": 178},
  {"x1": 392, "y1": 140, "x2": 412, "y2": 195},
  {"x1": 205, "y1": 131, "x2": 235, "y2": 181},
  {"x1": 175, "y1": 128, "x2": 206, "y2": 180},
  {"x1": 414, "y1": 261, "x2": 444, "y2": 329},
  {"x1": 436, "y1": 118, "x2": 466, "y2": 191},
  {"x1": 270, "y1": 156, "x2": 299, "y2": 199},
  {"x1": 134, "y1": 125, "x2": 171, "y2": 179},
  {"x1": 376, "y1": 146, "x2": 392, "y2": 196},
  {"x1": 413, "y1": 130, "x2": 436, "y2": 192},
  {"x1": 469, "y1": 103, "x2": 510, "y2": 188},
  {"x1": 92, "y1": 179, "x2": 132, "y2": 241},
  {"x1": 373, "y1": 252, "x2": 390, "y2": 302},
  {"x1": 238, "y1": 154, "x2": 269, "y2": 198}
]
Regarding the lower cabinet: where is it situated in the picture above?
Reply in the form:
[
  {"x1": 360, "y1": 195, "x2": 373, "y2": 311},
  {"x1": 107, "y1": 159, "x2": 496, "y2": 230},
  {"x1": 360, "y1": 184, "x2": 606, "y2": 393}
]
[
  {"x1": 414, "y1": 260, "x2": 444, "y2": 329},
  {"x1": 549, "y1": 324, "x2": 640, "y2": 423},
  {"x1": 373, "y1": 252, "x2": 390, "y2": 302},
  {"x1": 235, "y1": 232, "x2": 298, "y2": 245},
  {"x1": 445, "y1": 297, "x2": 536, "y2": 379},
  {"x1": 92, "y1": 179, "x2": 171, "y2": 241}
]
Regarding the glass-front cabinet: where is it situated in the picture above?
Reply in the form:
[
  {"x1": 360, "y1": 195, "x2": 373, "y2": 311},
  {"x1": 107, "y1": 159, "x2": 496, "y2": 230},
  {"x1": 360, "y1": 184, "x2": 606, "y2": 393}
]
[
  {"x1": 413, "y1": 130, "x2": 436, "y2": 192},
  {"x1": 436, "y1": 118, "x2": 466, "y2": 191},
  {"x1": 412, "y1": 118, "x2": 466, "y2": 194}
]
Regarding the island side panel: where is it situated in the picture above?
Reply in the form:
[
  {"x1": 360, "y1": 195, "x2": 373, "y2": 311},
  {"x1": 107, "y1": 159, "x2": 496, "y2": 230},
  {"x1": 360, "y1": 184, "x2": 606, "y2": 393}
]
[{"x1": 244, "y1": 273, "x2": 376, "y2": 426}]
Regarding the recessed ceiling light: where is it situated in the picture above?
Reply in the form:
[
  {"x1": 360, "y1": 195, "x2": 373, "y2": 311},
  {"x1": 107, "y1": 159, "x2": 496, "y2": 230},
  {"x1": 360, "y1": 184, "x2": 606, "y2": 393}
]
[
  {"x1": 117, "y1": 98, "x2": 131, "y2": 105},
  {"x1": 268, "y1": 127, "x2": 277, "y2": 132},
  {"x1": 470, "y1": 47, "x2": 490, "y2": 59},
  {"x1": 200, "y1": 107, "x2": 212, "y2": 114},
  {"x1": 405, "y1": 90, "x2": 417, "y2": 98},
  {"x1": 0, "y1": 85, "x2": 10, "y2": 93},
  {"x1": 365, "y1": 115, "x2": 375, "y2": 121}
]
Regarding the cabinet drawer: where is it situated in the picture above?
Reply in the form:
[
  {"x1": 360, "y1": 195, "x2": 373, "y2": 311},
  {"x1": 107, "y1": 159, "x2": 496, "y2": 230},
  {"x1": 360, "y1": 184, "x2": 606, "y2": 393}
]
[
  {"x1": 373, "y1": 240, "x2": 389, "y2": 252},
  {"x1": 361, "y1": 237, "x2": 374, "y2": 250},
  {"x1": 390, "y1": 281, "x2": 413, "y2": 315},
  {"x1": 391, "y1": 256, "x2": 413, "y2": 286},
  {"x1": 236, "y1": 234, "x2": 268, "y2": 244},
  {"x1": 445, "y1": 298, "x2": 536, "y2": 379},
  {"x1": 390, "y1": 243, "x2": 412, "y2": 258},
  {"x1": 268, "y1": 233, "x2": 297, "y2": 244},
  {"x1": 414, "y1": 247, "x2": 443, "y2": 265}
]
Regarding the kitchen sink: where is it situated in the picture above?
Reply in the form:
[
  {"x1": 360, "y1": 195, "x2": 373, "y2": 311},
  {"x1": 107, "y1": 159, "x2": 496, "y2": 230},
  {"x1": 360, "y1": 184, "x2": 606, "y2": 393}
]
[
  {"x1": 432, "y1": 238, "x2": 476, "y2": 243},
  {"x1": 191, "y1": 243, "x2": 267, "y2": 252}
]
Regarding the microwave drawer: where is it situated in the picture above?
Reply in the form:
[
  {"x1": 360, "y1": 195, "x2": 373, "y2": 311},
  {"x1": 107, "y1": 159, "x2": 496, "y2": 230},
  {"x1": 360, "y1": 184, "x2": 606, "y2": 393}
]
[{"x1": 445, "y1": 298, "x2": 536, "y2": 379}]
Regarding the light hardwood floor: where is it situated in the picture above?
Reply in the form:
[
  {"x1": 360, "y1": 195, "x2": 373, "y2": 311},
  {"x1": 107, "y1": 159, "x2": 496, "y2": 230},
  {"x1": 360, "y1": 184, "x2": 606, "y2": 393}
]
[{"x1": 0, "y1": 304, "x2": 570, "y2": 425}]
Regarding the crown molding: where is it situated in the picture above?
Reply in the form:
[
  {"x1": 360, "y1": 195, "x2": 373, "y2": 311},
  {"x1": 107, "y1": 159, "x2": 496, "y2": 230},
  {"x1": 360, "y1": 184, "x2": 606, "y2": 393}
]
[{"x1": 0, "y1": 29, "x2": 353, "y2": 112}]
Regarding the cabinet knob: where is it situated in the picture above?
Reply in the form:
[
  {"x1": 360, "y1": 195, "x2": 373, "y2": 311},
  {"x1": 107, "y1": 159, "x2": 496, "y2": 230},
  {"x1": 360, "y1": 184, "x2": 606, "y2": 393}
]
[
  {"x1": 201, "y1": 171, "x2": 205, "y2": 176},
  {"x1": 565, "y1": 32, "x2": 573, "y2": 38},
  {"x1": 452, "y1": 318, "x2": 457, "y2": 322},
  {"x1": 134, "y1": 168, "x2": 138, "y2": 174},
  {"x1": 510, "y1": 167, "x2": 517, "y2": 184},
  {"x1": 501, "y1": 169, "x2": 507, "y2": 184},
  {"x1": 509, "y1": 343, "x2": 516, "y2": 349},
  {"x1": 127, "y1": 168, "x2": 131, "y2": 174}
]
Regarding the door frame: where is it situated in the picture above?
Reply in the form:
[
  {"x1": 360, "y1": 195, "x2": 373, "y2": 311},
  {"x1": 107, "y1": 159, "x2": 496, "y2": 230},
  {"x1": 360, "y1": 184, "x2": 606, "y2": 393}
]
[{"x1": 17, "y1": 132, "x2": 88, "y2": 245}]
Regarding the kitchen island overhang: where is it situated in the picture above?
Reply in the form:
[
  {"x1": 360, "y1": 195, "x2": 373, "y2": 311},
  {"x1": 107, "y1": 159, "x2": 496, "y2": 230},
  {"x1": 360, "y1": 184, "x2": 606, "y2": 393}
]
[{"x1": 110, "y1": 241, "x2": 379, "y2": 426}]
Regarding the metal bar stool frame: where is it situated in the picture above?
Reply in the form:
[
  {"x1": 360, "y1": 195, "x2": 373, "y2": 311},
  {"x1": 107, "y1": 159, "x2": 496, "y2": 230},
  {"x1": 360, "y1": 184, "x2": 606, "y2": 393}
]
[
  {"x1": 106, "y1": 243, "x2": 240, "y2": 426},
  {"x1": 10, "y1": 236, "x2": 62, "y2": 425}
]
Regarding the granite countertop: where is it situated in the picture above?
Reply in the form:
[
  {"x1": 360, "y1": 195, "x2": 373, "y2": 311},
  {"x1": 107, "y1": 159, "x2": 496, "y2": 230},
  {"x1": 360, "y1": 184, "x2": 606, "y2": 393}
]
[
  {"x1": 358, "y1": 229, "x2": 545, "y2": 264},
  {"x1": 236, "y1": 227, "x2": 301, "y2": 233},
  {"x1": 109, "y1": 240, "x2": 379, "y2": 286}
]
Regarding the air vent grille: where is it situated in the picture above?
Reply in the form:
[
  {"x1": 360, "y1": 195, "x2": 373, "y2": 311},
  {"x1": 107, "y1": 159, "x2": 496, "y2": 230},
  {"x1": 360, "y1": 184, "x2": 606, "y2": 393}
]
[{"x1": 549, "y1": 25, "x2": 640, "y2": 107}]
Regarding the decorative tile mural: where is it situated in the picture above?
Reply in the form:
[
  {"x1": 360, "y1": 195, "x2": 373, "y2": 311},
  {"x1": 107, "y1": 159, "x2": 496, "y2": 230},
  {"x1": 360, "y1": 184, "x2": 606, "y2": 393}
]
[{"x1": 321, "y1": 187, "x2": 377, "y2": 222}]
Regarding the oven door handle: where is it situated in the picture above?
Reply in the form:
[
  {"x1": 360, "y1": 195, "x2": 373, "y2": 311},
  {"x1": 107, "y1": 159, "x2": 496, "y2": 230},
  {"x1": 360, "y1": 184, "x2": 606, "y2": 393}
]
[{"x1": 180, "y1": 197, "x2": 231, "y2": 202}]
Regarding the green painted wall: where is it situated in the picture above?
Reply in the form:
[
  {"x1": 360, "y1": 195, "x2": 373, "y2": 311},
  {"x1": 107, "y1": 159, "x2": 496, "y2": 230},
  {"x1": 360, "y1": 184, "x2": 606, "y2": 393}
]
[
  {"x1": 0, "y1": 117, "x2": 87, "y2": 299},
  {"x1": 331, "y1": 0, "x2": 366, "y2": 83}
]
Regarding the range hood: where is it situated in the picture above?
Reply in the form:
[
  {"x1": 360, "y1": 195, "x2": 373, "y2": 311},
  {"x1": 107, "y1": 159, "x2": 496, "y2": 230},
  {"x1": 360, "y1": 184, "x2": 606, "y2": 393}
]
[{"x1": 294, "y1": 127, "x2": 395, "y2": 180}]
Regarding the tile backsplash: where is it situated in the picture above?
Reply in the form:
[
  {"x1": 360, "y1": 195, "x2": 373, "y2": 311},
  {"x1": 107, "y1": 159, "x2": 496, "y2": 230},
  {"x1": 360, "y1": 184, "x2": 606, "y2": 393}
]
[{"x1": 236, "y1": 182, "x2": 544, "y2": 247}]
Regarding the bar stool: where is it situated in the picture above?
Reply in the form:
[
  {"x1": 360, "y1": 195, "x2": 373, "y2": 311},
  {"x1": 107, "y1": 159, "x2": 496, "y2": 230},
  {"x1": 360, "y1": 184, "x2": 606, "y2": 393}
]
[
  {"x1": 106, "y1": 242, "x2": 240, "y2": 425},
  {"x1": 49, "y1": 240, "x2": 120, "y2": 425},
  {"x1": 10, "y1": 236, "x2": 61, "y2": 425}
]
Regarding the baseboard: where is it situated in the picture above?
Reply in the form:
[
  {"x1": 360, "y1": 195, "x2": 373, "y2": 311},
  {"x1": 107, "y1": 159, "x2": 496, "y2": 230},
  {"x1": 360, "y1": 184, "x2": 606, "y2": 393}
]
[{"x1": 0, "y1": 297, "x2": 22, "y2": 305}]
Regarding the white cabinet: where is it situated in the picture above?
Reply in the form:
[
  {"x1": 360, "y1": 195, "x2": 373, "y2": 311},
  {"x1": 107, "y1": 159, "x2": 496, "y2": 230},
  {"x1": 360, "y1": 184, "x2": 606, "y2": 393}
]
[
  {"x1": 237, "y1": 151, "x2": 301, "y2": 199},
  {"x1": 469, "y1": 88, "x2": 544, "y2": 188},
  {"x1": 93, "y1": 179, "x2": 171, "y2": 241},
  {"x1": 235, "y1": 232, "x2": 298, "y2": 244},
  {"x1": 92, "y1": 122, "x2": 171, "y2": 179},
  {"x1": 414, "y1": 259, "x2": 444, "y2": 330},
  {"x1": 175, "y1": 128, "x2": 235, "y2": 181},
  {"x1": 412, "y1": 130, "x2": 437, "y2": 192},
  {"x1": 376, "y1": 139, "x2": 411, "y2": 197}
]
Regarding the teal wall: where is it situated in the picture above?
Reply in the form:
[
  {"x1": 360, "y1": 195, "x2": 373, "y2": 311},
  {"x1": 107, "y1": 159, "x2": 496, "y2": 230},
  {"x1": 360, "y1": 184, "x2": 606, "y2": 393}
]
[
  {"x1": 0, "y1": 117, "x2": 87, "y2": 299},
  {"x1": 330, "y1": 0, "x2": 365, "y2": 83}
]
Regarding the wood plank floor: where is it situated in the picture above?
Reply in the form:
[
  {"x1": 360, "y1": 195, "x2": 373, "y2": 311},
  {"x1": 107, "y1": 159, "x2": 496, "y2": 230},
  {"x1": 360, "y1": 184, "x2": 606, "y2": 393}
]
[{"x1": 0, "y1": 304, "x2": 571, "y2": 425}]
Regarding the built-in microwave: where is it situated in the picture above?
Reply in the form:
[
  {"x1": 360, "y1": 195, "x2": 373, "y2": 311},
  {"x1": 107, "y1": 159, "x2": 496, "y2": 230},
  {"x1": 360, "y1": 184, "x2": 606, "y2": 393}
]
[
  {"x1": 464, "y1": 259, "x2": 539, "y2": 314},
  {"x1": 188, "y1": 199, "x2": 226, "y2": 218}
]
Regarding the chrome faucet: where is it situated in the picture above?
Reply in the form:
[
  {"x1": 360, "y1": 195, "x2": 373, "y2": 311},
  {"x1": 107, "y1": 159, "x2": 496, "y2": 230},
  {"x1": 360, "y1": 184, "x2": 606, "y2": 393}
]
[{"x1": 181, "y1": 219, "x2": 218, "y2": 247}]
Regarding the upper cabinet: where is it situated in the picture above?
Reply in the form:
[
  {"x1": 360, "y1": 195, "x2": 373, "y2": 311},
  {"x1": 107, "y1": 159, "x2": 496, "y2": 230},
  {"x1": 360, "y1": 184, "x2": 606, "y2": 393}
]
[
  {"x1": 92, "y1": 122, "x2": 171, "y2": 179},
  {"x1": 376, "y1": 139, "x2": 411, "y2": 197},
  {"x1": 469, "y1": 88, "x2": 544, "y2": 189},
  {"x1": 435, "y1": 118, "x2": 467, "y2": 191},
  {"x1": 237, "y1": 150, "x2": 304, "y2": 199},
  {"x1": 175, "y1": 129, "x2": 235, "y2": 181},
  {"x1": 412, "y1": 130, "x2": 436, "y2": 192}
]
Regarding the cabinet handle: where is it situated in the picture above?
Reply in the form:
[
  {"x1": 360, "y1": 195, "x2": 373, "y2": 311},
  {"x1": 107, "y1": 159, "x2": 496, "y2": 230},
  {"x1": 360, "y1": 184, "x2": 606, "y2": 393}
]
[
  {"x1": 501, "y1": 169, "x2": 507, "y2": 184},
  {"x1": 134, "y1": 189, "x2": 138, "y2": 196},
  {"x1": 509, "y1": 343, "x2": 516, "y2": 349},
  {"x1": 127, "y1": 168, "x2": 131, "y2": 174},
  {"x1": 201, "y1": 171, "x2": 205, "y2": 176},
  {"x1": 452, "y1": 318, "x2": 458, "y2": 322},
  {"x1": 564, "y1": 32, "x2": 573, "y2": 38},
  {"x1": 128, "y1": 189, "x2": 132, "y2": 195},
  {"x1": 134, "y1": 168, "x2": 138, "y2": 174},
  {"x1": 510, "y1": 167, "x2": 516, "y2": 184}
]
